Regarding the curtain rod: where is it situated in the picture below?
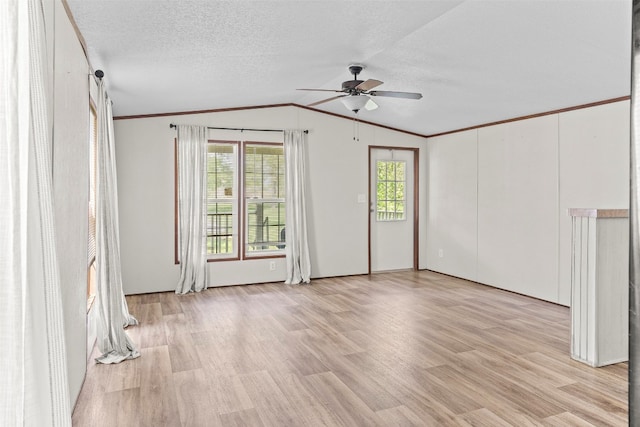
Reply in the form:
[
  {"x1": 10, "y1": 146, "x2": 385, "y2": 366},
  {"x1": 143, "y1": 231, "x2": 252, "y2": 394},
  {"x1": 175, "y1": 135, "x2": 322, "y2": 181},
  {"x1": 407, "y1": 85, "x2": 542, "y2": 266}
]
[{"x1": 169, "y1": 123, "x2": 308, "y2": 134}]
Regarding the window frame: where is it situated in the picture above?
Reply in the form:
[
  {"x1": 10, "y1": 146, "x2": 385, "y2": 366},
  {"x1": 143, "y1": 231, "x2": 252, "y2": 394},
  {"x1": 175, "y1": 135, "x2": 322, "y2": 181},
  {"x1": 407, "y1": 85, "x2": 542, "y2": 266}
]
[
  {"x1": 206, "y1": 140, "x2": 241, "y2": 261},
  {"x1": 174, "y1": 138, "x2": 286, "y2": 264},
  {"x1": 242, "y1": 141, "x2": 286, "y2": 260}
]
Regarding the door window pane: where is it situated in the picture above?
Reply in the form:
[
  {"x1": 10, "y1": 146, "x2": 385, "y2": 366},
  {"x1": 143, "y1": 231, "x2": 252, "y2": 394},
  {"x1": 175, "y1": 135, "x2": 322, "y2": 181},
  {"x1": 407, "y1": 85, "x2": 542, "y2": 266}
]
[{"x1": 376, "y1": 160, "x2": 406, "y2": 221}]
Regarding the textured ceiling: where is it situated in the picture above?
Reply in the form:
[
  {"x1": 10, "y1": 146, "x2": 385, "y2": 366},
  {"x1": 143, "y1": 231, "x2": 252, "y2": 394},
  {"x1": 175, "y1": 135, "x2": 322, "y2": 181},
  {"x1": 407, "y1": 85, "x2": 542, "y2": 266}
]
[{"x1": 66, "y1": 0, "x2": 631, "y2": 136}]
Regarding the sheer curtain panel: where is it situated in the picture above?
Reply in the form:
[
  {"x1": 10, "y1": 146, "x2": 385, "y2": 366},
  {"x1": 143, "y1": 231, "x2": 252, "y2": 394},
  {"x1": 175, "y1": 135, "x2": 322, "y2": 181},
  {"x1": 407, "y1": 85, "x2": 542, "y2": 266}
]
[
  {"x1": 284, "y1": 130, "x2": 311, "y2": 284},
  {"x1": 94, "y1": 79, "x2": 140, "y2": 364},
  {"x1": 175, "y1": 125, "x2": 209, "y2": 294},
  {"x1": 1, "y1": 0, "x2": 72, "y2": 424}
]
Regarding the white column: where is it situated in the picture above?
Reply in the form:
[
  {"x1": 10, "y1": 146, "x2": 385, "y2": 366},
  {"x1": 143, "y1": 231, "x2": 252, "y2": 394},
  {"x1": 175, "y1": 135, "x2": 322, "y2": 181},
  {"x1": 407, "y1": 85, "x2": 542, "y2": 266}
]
[{"x1": 569, "y1": 208, "x2": 628, "y2": 367}]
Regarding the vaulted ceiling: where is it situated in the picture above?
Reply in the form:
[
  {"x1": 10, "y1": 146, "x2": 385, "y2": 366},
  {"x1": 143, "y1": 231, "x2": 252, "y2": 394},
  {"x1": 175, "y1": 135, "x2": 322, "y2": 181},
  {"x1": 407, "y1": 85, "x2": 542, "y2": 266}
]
[{"x1": 66, "y1": 0, "x2": 631, "y2": 136}]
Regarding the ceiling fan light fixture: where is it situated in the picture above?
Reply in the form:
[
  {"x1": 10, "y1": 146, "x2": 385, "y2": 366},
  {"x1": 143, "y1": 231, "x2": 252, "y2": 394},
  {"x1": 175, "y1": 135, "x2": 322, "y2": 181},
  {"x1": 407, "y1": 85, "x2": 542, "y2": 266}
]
[
  {"x1": 341, "y1": 95, "x2": 370, "y2": 113},
  {"x1": 300, "y1": 64, "x2": 422, "y2": 111}
]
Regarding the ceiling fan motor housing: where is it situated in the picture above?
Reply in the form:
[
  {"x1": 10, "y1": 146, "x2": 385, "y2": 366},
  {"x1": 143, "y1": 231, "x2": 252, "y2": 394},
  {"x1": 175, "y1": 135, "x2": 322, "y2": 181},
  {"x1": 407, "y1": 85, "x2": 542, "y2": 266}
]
[
  {"x1": 342, "y1": 79, "x2": 364, "y2": 91},
  {"x1": 344, "y1": 64, "x2": 365, "y2": 93}
]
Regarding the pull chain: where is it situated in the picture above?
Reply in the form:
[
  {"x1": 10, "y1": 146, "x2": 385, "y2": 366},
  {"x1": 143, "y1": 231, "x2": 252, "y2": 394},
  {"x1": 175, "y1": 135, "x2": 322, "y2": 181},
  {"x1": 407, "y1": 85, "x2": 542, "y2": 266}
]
[{"x1": 353, "y1": 114, "x2": 360, "y2": 142}]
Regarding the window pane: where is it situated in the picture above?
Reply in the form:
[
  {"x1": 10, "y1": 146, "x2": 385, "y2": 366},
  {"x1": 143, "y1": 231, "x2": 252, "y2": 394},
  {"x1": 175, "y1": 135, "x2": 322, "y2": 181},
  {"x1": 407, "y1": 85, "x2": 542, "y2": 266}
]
[
  {"x1": 376, "y1": 201, "x2": 387, "y2": 220},
  {"x1": 387, "y1": 182, "x2": 396, "y2": 201},
  {"x1": 396, "y1": 182, "x2": 405, "y2": 201},
  {"x1": 376, "y1": 160, "x2": 406, "y2": 221},
  {"x1": 377, "y1": 181, "x2": 386, "y2": 204},
  {"x1": 278, "y1": 176, "x2": 285, "y2": 198},
  {"x1": 206, "y1": 142, "x2": 238, "y2": 258},
  {"x1": 208, "y1": 144, "x2": 236, "y2": 199},
  {"x1": 396, "y1": 162, "x2": 405, "y2": 181},
  {"x1": 245, "y1": 144, "x2": 284, "y2": 199},
  {"x1": 207, "y1": 202, "x2": 235, "y2": 255},
  {"x1": 386, "y1": 162, "x2": 396, "y2": 181},
  {"x1": 244, "y1": 144, "x2": 285, "y2": 255},
  {"x1": 377, "y1": 161, "x2": 386, "y2": 181},
  {"x1": 246, "y1": 201, "x2": 285, "y2": 252}
]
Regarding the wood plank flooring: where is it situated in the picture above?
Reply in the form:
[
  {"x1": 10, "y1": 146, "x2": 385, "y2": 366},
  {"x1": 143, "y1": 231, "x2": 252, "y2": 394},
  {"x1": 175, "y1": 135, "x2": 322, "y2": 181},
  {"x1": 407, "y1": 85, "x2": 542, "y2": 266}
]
[{"x1": 72, "y1": 270, "x2": 628, "y2": 426}]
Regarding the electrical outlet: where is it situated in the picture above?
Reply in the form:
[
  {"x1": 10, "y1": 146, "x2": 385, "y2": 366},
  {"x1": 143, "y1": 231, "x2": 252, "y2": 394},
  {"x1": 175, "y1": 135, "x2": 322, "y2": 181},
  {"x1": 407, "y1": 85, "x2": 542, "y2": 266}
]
[
  {"x1": 269, "y1": 261, "x2": 276, "y2": 271},
  {"x1": 438, "y1": 249, "x2": 444, "y2": 258}
]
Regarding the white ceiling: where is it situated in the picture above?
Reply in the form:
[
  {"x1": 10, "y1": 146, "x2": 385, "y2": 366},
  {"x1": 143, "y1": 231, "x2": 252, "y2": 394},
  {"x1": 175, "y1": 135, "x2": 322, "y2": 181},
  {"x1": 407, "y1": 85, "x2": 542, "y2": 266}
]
[{"x1": 66, "y1": 0, "x2": 631, "y2": 136}]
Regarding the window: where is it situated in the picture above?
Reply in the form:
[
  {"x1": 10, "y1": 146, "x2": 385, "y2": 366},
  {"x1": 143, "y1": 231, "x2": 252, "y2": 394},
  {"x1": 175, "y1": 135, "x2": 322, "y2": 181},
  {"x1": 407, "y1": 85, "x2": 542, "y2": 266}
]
[
  {"x1": 244, "y1": 144, "x2": 285, "y2": 255},
  {"x1": 206, "y1": 142, "x2": 239, "y2": 258},
  {"x1": 376, "y1": 160, "x2": 406, "y2": 221},
  {"x1": 203, "y1": 141, "x2": 285, "y2": 260},
  {"x1": 87, "y1": 104, "x2": 97, "y2": 309}
]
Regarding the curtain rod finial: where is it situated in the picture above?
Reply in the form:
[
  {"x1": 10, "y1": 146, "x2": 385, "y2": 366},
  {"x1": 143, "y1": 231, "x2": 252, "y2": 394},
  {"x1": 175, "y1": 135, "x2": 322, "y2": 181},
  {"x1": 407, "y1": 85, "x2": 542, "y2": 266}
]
[{"x1": 95, "y1": 70, "x2": 104, "y2": 79}]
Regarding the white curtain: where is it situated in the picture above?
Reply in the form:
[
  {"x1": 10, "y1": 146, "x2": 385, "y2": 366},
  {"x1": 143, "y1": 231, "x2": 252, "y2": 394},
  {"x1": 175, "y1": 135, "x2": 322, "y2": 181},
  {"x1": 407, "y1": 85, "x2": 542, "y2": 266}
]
[
  {"x1": 175, "y1": 125, "x2": 208, "y2": 294},
  {"x1": 94, "y1": 79, "x2": 140, "y2": 364},
  {"x1": 1, "y1": 0, "x2": 72, "y2": 424},
  {"x1": 284, "y1": 130, "x2": 311, "y2": 284}
]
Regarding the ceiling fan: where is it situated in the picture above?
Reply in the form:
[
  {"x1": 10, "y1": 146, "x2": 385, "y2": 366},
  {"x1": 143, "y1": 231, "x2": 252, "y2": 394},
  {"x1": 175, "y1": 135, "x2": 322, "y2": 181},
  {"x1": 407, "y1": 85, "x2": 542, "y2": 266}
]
[{"x1": 298, "y1": 64, "x2": 423, "y2": 113}]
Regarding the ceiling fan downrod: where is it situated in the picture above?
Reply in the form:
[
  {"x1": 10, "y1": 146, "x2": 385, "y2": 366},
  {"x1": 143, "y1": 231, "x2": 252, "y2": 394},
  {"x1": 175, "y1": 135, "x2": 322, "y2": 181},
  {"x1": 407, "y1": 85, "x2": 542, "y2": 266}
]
[{"x1": 349, "y1": 64, "x2": 364, "y2": 80}]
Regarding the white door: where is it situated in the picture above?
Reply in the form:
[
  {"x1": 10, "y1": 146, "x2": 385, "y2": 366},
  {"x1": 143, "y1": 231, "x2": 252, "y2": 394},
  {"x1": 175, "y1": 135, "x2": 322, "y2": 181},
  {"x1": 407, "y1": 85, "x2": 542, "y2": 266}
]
[{"x1": 370, "y1": 147, "x2": 415, "y2": 272}]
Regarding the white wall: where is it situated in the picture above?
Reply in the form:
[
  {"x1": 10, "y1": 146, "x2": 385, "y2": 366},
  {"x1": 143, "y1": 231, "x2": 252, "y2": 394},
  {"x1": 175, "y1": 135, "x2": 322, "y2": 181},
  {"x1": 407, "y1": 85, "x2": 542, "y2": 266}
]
[
  {"x1": 477, "y1": 115, "x2": 560, "y2": 301},
  {"x1": 558, "y1": 101, "x2": 630, "y2": 304},
  {"x1": 51, "y1": 0, "x2": 91, "y2": 408},
  {"x1": 114, "y1": 107, "x2": 428, "y2": 295},
  {"x1": 426, "y1": 100, "x2": 630, "y2": 305},
  {"x1": 426, "y1": 129, "x2": 478, "y2": 281}
]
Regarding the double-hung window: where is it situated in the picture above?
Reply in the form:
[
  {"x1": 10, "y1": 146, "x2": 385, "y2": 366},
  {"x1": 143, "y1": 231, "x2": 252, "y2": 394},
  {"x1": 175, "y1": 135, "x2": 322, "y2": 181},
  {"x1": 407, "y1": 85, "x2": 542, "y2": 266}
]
[{"x1": 203, "y1": 141, "x2": 285, "y2": 261}]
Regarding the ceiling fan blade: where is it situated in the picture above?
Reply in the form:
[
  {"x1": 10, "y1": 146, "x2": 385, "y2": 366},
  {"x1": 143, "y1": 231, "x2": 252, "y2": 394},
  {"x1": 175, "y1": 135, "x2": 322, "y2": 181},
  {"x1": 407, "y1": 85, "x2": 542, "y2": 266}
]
[
  {"x1": 365, "y1": 98, "x2": 378, "y2": 111},
  {"x1": 308, "y1": 94, "x2": 347, "y2": 107},
  {"x1": 297, "y1": 88, "x2": 344, "y2": 93},
  {"x1": 356, "y1": 79, "x2": 383, "y2": 91},
  {"x1": 369, "y1": 90, "x2": 423, "y2": 100}
]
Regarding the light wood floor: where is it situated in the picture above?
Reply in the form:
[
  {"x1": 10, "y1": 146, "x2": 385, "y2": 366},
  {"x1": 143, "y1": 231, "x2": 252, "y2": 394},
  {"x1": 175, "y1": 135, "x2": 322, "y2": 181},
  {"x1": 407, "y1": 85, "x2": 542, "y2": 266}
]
[{"x1": 72, "y1": 270, "x2": 628, "y2": 426}]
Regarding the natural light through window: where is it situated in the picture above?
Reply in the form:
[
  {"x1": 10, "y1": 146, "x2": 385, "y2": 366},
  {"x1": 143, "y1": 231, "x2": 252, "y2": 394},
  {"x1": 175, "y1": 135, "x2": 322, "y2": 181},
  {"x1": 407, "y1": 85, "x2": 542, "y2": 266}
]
[
  {"x1": 207, "y1": 142, "x2": 238, "y2": 258},
  {"x1": 204, "y1": 141, "x2": 285, "y2": 260},
  {"x1": 376, "y1": 160, "x2": 406, "y2": 221},
  {"x1": 87, "y1": 104, "x2": 97, "y2": 310},
  {"x1": 245, "y1": 144, "x2": 285, "y2": 255}
]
